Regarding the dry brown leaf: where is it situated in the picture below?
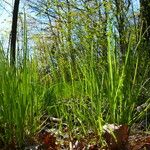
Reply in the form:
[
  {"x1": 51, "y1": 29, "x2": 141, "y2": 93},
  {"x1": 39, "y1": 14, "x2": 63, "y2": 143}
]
[
  {"x1": 103, "y1": 124, "x2": 129, "y2": 150},
  {"x1": 39, "y1": 130, "x2": 57, "y2": 150},
  {"x1": 129, "y1": 135, "x2": 150, "y2": 150}
]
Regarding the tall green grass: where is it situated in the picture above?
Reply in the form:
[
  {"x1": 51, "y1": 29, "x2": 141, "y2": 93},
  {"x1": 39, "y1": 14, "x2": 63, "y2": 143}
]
[
  {"x1": 43, "y1": 7, "x2": 150, "y2": 142},
  {"x1": 0, "y1": 6, "x2": 150, "y2": 148},
  {"x1": 0, "y1": 12, "x2": 46, "y2": 147},
  {"x1": 0, "y1": 50, "x2": 46, "y2": 147}
]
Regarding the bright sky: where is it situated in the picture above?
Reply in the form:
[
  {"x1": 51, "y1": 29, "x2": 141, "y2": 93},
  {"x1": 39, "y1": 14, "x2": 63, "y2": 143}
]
[
  {"x1": 0, "y1": 0, "x2": 13, "y2": 40},
  {"x1": 0, "y1": 0, "x2": 26, "y2": 46}
]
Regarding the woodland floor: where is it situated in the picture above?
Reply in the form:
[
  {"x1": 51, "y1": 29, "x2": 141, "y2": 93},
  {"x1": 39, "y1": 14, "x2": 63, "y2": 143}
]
[{"x1": 1, "y1": 115, "x2": 150, "y2": 150}]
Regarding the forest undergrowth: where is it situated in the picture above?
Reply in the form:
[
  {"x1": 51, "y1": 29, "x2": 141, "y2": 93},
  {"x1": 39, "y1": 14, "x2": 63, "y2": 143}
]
[{"x1": 0, "y1": 0, "x2": 150, "y2": 149}]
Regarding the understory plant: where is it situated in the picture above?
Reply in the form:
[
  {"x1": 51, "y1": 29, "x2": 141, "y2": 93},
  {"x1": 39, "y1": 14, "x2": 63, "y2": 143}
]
[{"x1": 0, "y1": 1, "x2": 150, "y2": 148}]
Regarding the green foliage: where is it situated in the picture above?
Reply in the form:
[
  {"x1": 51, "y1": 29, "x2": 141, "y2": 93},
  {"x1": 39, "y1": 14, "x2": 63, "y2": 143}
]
[
  {"x1": 0, "y1": 50, "x2": 45, "y2": 146},
  {"x1": 0, "y1": 0, "x2": 150, "y2": 148}
]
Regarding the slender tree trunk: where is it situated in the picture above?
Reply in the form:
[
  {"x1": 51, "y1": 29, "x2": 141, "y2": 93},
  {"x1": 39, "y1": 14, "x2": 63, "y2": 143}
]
[
  {"x1": 66, "y1": 0, "x2": 75, "y2": 69},
  {"x1": 10, "y1": 0, "x2": 20, "y2": 66},
  {"x1": 140, "y1": 0, "x2": 150, "y2": 78},
  {"x1": 140, "y1": 0, "x2": 150, "y2": 41},
  {"x1": 115, "y1": 0, "x2": 126, "y2": 56},
  {"x1": 140, "y1": 0, "x2": 150, "y2": 58}
]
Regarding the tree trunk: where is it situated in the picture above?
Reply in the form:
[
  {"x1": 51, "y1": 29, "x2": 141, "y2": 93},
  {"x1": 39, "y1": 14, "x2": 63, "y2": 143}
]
[
  {"x1": 140, "y1": 0, "x2": 150, "y2": 42},
  {"x1": 115, "y1": 0, "x2": 125, "y2": 55},
  {"x1": 10, "y1": 0, "x2": 20, "y2": 66},
  {"x1": 140, "y1": 0, "x2": 150, "y2": 59},
  {"x1": 114, "y1": 0, "x2": 130, "y2": 61}
]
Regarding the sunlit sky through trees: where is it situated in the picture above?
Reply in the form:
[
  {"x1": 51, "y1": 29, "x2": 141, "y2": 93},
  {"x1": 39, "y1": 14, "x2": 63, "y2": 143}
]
[{"x1": 0, "y1": 0, "x2": 140, "y2": 44}]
